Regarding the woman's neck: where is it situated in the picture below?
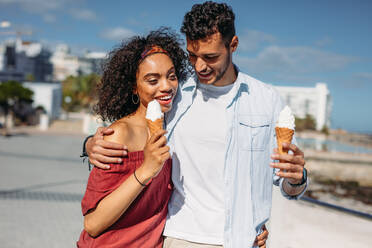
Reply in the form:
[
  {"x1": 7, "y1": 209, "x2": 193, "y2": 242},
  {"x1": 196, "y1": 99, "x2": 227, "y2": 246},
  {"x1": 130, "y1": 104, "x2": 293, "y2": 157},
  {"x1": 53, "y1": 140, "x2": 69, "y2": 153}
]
[
  {"x1": 114, "y1": 105, "x2": 149, "y2": 152},
  {"x1": 134, "y1": 103, "x2": 147, "y2": 119}
]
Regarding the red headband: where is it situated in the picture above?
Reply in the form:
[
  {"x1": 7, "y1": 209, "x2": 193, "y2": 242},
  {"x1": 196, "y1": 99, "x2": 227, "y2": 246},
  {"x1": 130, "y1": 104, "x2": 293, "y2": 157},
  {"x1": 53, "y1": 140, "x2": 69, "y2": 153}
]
[{"x1": 140, "y1": 45, "x2": 169, "y2": 62}]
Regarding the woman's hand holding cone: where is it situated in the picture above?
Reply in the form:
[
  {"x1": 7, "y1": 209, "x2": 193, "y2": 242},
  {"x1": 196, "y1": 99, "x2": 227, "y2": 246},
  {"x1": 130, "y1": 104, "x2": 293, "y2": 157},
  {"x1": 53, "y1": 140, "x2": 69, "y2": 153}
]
[{"x1": 137, "y1": 130, "x2": 170, "y2": 184}]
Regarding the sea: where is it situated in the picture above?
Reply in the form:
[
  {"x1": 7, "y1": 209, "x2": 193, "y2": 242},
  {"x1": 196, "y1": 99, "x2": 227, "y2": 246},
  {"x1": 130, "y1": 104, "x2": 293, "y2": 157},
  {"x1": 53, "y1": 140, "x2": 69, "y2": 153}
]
[{"x1": 297, "y1": 137, "x2": 372, "y2": 155}]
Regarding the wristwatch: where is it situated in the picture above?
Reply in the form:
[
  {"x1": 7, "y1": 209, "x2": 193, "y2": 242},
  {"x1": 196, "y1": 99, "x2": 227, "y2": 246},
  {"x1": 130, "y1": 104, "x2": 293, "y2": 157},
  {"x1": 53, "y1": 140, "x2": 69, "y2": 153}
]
[{"x1": 288, "y1": 167, "x2": 307, "y2": 187}]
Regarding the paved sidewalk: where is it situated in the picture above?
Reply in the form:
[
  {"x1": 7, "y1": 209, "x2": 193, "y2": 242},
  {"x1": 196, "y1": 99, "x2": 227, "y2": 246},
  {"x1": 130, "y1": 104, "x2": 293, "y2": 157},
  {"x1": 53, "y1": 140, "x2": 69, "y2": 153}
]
[
  {"x1": 0, "y1": 133, "x2": 88, "y2": 248},
  {"x1": 269, "y1": 187, "x2": 372, "y2": 247},
  {"x1": 0, "y1": 133, "x2": 371, "y2": 247}
]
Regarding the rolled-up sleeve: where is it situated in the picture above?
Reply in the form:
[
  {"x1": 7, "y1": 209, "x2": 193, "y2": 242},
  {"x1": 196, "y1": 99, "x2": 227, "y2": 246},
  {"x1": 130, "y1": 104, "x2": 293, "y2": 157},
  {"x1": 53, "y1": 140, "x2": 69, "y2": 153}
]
[{"x1": 279, "y1": 176, "x2": 309, "y2": 200}]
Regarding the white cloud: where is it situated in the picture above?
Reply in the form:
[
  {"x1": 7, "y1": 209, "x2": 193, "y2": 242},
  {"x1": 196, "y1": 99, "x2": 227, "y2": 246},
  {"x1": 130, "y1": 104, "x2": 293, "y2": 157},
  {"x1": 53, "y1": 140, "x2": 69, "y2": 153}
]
[
  {"x1": 0, "y1": 0, "x2": 87, "y2": 24},
  {"x1": 0, "y1": 21, "x2": 11, "y2": 28},
  {"x1": 238, "y1": 29, "x2": 276, "y2": 52},
  {"x1": 354, "y1": 72, "x2": 372, "y2": 80},
  {"x1": 100, "y1": 27, "x2": 136, "y2": 41},
  {"x1": 0, "y1": 23, "x2": 35, "y2": 37},
  {"x1": 344, "y1": 72, "x2": 372, "y2": 88},
  {"x1": 0, "y1": 0, "x2": 68, "y2": 13},
  {"x1": 315, "y1": 36, "x2": 333, "y2": 47},
  {"x1": 69, "y1": 8, "x2": 97, "y2": 21},
  {"x1": 235, "y1": 45, "x2": 356, "y2": 75}
]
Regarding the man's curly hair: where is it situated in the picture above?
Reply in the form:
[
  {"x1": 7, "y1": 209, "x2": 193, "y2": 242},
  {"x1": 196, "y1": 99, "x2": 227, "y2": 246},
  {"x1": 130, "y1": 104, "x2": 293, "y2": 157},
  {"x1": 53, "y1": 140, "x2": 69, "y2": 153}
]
[
  {"x1": 95, "y1": 27, "x2": 190, "y2": 122},
  {"x1": 181, "y1": 1, "x2": 235, "y2": 47}
]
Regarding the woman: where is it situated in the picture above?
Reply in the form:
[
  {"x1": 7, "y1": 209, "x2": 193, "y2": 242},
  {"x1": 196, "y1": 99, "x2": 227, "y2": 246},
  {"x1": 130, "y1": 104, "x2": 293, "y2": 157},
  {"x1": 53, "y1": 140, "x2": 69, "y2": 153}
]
[{"x1": 77, "y1": 28, "x2": 189, "y2": 247}]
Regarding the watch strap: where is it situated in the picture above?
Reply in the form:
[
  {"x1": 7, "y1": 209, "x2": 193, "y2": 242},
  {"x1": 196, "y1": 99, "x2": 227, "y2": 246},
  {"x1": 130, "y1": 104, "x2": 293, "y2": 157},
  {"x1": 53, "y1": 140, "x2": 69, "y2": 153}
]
[{"x1": 288, "y1": 167, "x2": 307, "y2": 187}]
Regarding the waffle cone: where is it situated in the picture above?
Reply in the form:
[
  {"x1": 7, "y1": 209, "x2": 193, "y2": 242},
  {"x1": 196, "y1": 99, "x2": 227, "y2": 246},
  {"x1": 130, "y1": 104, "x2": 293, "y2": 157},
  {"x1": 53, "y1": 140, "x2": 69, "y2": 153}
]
[
  {"x1": 146, "y1": 118, "x2": 163, "y2": 137},
  {"x1": 275, "y1": 127, "x2": 294, "y2": 155}
]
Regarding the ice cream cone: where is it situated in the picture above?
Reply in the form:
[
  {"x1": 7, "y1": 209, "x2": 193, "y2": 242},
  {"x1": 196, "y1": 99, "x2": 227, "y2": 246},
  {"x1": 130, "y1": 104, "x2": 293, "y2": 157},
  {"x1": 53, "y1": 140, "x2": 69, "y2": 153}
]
[
  {"x1": 146, "y1": 118, "x2": 163, "y2": 137},
  {"x1": 275, "y1": 127, "x2": 294, "y2": 156}
]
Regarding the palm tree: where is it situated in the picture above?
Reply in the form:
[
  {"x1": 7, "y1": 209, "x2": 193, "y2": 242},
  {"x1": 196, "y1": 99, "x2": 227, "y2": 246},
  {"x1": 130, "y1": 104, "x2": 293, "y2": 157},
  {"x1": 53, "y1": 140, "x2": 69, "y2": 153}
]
[{"x1": 62, "y1": 74, "x2": 100, "y2": 113}]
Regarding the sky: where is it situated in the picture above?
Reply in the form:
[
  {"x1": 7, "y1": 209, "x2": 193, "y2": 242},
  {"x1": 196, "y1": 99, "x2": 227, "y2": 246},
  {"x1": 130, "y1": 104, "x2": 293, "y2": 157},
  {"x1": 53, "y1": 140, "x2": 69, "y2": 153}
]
[{"x1": 0, "y1": 0, "x2": 372, "y2": 134}]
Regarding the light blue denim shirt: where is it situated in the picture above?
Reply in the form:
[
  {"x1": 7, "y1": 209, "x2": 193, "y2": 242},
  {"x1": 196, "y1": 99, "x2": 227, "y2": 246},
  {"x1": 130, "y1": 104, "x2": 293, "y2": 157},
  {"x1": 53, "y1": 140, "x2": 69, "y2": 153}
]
[{"x1": 165, "y1": 68, "x2": 307, "y2": 248}]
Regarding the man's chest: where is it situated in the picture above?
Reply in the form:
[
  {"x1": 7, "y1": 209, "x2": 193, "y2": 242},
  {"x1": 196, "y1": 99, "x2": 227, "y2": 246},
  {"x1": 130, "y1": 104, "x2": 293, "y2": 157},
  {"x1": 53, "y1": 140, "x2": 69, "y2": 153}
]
[{"x1": 175, "y1": 95, "x2": 229, "y2": 146}]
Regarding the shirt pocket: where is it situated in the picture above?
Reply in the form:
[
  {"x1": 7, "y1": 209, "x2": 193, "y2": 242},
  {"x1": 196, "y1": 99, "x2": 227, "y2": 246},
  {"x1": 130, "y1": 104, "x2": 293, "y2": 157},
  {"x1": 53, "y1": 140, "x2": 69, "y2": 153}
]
[{"x1": 238, "y1": 114, "x2": 271, "y2": 151}]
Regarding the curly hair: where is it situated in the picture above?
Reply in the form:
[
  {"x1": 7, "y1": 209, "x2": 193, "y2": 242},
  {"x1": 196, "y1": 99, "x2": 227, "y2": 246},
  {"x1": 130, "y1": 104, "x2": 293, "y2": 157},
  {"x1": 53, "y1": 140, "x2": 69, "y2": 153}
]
[
  {"x1": 181, "y1": 1, "x2": 235, "y2": 47},
  {"x1": 95, "y1": 27, "x2": 190, "y2": 122}
]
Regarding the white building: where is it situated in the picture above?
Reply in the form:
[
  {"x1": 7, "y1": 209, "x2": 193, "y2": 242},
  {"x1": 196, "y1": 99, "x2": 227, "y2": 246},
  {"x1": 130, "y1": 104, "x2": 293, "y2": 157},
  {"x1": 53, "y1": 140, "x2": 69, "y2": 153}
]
[
  {"x1": 50, "y1": 44, "x2": 80, "y2": 81},
  {"x1": 1, "y1": 41, "x2": 105, "y2": 82},
  {"x1": 22, "y1": 82, "x2": 62, "y2": 119},
  {"x1": 0, "y1": 39, "x2": 52, "y2": 82},
  {"x1": 275, "y1": 83, "x2": 332, "y2": 130},
  {"x1": 50, "y1": 44, "x2": 106, "y2": 81}
]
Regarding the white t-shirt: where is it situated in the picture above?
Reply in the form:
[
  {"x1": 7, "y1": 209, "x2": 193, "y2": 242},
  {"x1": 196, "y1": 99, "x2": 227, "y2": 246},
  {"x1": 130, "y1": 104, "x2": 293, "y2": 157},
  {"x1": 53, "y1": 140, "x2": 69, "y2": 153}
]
[{"x1": 164, "y1": 82, "x2": 235, "y2": 245}]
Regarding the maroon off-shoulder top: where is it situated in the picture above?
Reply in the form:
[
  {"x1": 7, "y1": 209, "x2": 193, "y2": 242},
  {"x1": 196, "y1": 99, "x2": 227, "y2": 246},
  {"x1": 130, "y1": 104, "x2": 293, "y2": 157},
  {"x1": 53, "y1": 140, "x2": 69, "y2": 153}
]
[{"x1": 77, "y1": 151, "x2": 172, "y2": 248}]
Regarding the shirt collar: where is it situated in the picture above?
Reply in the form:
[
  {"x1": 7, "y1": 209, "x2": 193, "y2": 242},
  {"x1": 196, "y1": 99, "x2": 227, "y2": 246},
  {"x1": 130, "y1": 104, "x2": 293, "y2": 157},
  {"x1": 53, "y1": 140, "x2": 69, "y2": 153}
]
[
  {"x1": 180, "y1": 73, "x2": 197, "y2": 91},
  {"x1": 227, "y1": 65, "x2": 250, "y2": 108}
]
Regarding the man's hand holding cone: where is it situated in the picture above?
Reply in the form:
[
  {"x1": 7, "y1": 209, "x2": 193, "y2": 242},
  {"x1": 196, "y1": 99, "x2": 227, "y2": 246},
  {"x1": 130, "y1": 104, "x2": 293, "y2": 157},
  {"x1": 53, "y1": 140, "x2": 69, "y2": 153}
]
[{"x1": 270, "y1": 106, "x2": 306, "y2": 186}]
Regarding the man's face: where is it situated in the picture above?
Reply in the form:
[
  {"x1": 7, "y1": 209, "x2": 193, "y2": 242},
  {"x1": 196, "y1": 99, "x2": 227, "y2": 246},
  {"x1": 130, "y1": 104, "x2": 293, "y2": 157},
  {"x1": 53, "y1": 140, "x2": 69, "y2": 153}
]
[{"x1": 186, "y1": 32, "x2": 237, "y2": 86}]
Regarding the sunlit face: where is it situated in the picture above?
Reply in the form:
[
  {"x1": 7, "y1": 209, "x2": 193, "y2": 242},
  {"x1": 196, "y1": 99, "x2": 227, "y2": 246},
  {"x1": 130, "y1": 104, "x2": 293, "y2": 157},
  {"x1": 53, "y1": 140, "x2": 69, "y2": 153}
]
[
  {"x1": 187, "y1": 32, "x2": 238, "y2": 86},
  {"x1": 136, "y1": 53, "x2": 178, "y2": 113}
]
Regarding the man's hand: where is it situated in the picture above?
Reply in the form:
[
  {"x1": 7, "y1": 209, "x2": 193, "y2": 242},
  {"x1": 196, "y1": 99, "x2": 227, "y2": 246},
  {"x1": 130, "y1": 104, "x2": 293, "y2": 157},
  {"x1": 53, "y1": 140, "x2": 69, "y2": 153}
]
[
  {"x1": 86, "y1": 127, "x2": 128, "y2": 169},
  {"x1": 253, "y1": 224, "x2": 268, "y2": 247},
  {"x1": 270, "y1": 143, "x2": 305, "y2": 184}
]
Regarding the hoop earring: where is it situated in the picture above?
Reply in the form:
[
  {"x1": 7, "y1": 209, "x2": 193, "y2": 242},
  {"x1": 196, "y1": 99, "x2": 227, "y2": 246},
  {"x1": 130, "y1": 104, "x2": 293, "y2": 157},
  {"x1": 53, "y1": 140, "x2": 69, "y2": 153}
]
[{"x1": 132, "y1": 93, "x2": 139, "y2": 104}]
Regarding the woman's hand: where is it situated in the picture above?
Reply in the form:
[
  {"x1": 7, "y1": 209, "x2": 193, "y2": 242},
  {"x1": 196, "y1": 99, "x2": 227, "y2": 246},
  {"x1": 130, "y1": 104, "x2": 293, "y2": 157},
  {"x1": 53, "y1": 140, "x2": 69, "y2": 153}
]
[{"x1": 137, "y1": 129, "x2": 170, "y2": 184}]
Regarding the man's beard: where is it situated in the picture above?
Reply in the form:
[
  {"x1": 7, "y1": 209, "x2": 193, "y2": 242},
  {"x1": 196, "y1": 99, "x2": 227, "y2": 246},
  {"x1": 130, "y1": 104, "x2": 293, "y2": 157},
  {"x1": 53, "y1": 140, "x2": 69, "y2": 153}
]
[{"x1": 211, "y1": 52, "x2": 231, "y2": 85}]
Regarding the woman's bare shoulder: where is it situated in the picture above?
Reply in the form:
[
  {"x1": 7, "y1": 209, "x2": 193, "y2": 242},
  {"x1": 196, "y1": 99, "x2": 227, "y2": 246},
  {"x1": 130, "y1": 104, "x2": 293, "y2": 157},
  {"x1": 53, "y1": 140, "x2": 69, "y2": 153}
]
[{"x1": 103, "y1": 119, "x2": 133, "y2": 145}]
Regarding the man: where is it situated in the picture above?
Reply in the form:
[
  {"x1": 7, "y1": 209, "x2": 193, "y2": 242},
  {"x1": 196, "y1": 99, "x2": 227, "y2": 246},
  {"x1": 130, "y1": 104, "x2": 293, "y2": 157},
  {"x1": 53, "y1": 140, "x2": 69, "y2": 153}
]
[{"x1": 83, "y1": 2, "x2": 307, "y2": 247}]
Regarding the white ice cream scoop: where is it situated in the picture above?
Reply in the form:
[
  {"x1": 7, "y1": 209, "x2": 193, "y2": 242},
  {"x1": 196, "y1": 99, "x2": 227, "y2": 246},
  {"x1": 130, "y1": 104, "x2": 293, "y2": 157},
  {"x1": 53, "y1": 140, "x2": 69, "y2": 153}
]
[
  {"x1": 146, "y1": 100, "x2": 164, "y2": 121},
  {"x1": 276, "y1": 105, "x2": 295, "y2": 130}
]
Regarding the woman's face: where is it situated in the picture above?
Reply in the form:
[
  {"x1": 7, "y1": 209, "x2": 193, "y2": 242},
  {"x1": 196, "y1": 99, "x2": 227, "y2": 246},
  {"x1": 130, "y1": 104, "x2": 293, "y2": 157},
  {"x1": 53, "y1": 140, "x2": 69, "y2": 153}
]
[{"x1": 136, "y1": 53, "x2": 178, "y2": 113}]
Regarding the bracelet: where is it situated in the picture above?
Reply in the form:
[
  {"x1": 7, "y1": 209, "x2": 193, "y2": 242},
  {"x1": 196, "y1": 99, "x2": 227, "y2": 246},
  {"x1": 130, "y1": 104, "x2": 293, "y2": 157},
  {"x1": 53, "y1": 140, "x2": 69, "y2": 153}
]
[
  {"x1": 133, "y1": 169, "x2": 152, "y2": 187},
  {"x1": 80, "y1": 135, "x2": 94, "y2": 158}
]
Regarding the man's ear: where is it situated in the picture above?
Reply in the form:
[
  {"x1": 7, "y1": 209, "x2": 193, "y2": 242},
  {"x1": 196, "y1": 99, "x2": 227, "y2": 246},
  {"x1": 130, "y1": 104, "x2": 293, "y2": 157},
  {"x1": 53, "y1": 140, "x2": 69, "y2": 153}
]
[{"x1": 230, "y1": 35, "x2": 239, "y2": 52}]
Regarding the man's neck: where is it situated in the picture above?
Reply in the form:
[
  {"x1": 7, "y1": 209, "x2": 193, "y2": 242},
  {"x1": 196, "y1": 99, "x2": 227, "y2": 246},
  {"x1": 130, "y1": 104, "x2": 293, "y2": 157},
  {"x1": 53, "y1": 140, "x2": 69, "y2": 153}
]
[{"x1": 213, "y1": 63, "x2": 237, "y2": 87}]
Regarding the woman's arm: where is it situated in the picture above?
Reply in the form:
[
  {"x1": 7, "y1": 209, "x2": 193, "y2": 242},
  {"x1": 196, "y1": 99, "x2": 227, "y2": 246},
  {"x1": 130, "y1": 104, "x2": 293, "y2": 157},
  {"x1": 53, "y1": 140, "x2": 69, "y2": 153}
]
[
  {"x1": 84, "y1": 166, "x2": 151, "y2": 237},
  {"x1": 83, "y1": 124, "x2": 170, "y2": 237}
]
